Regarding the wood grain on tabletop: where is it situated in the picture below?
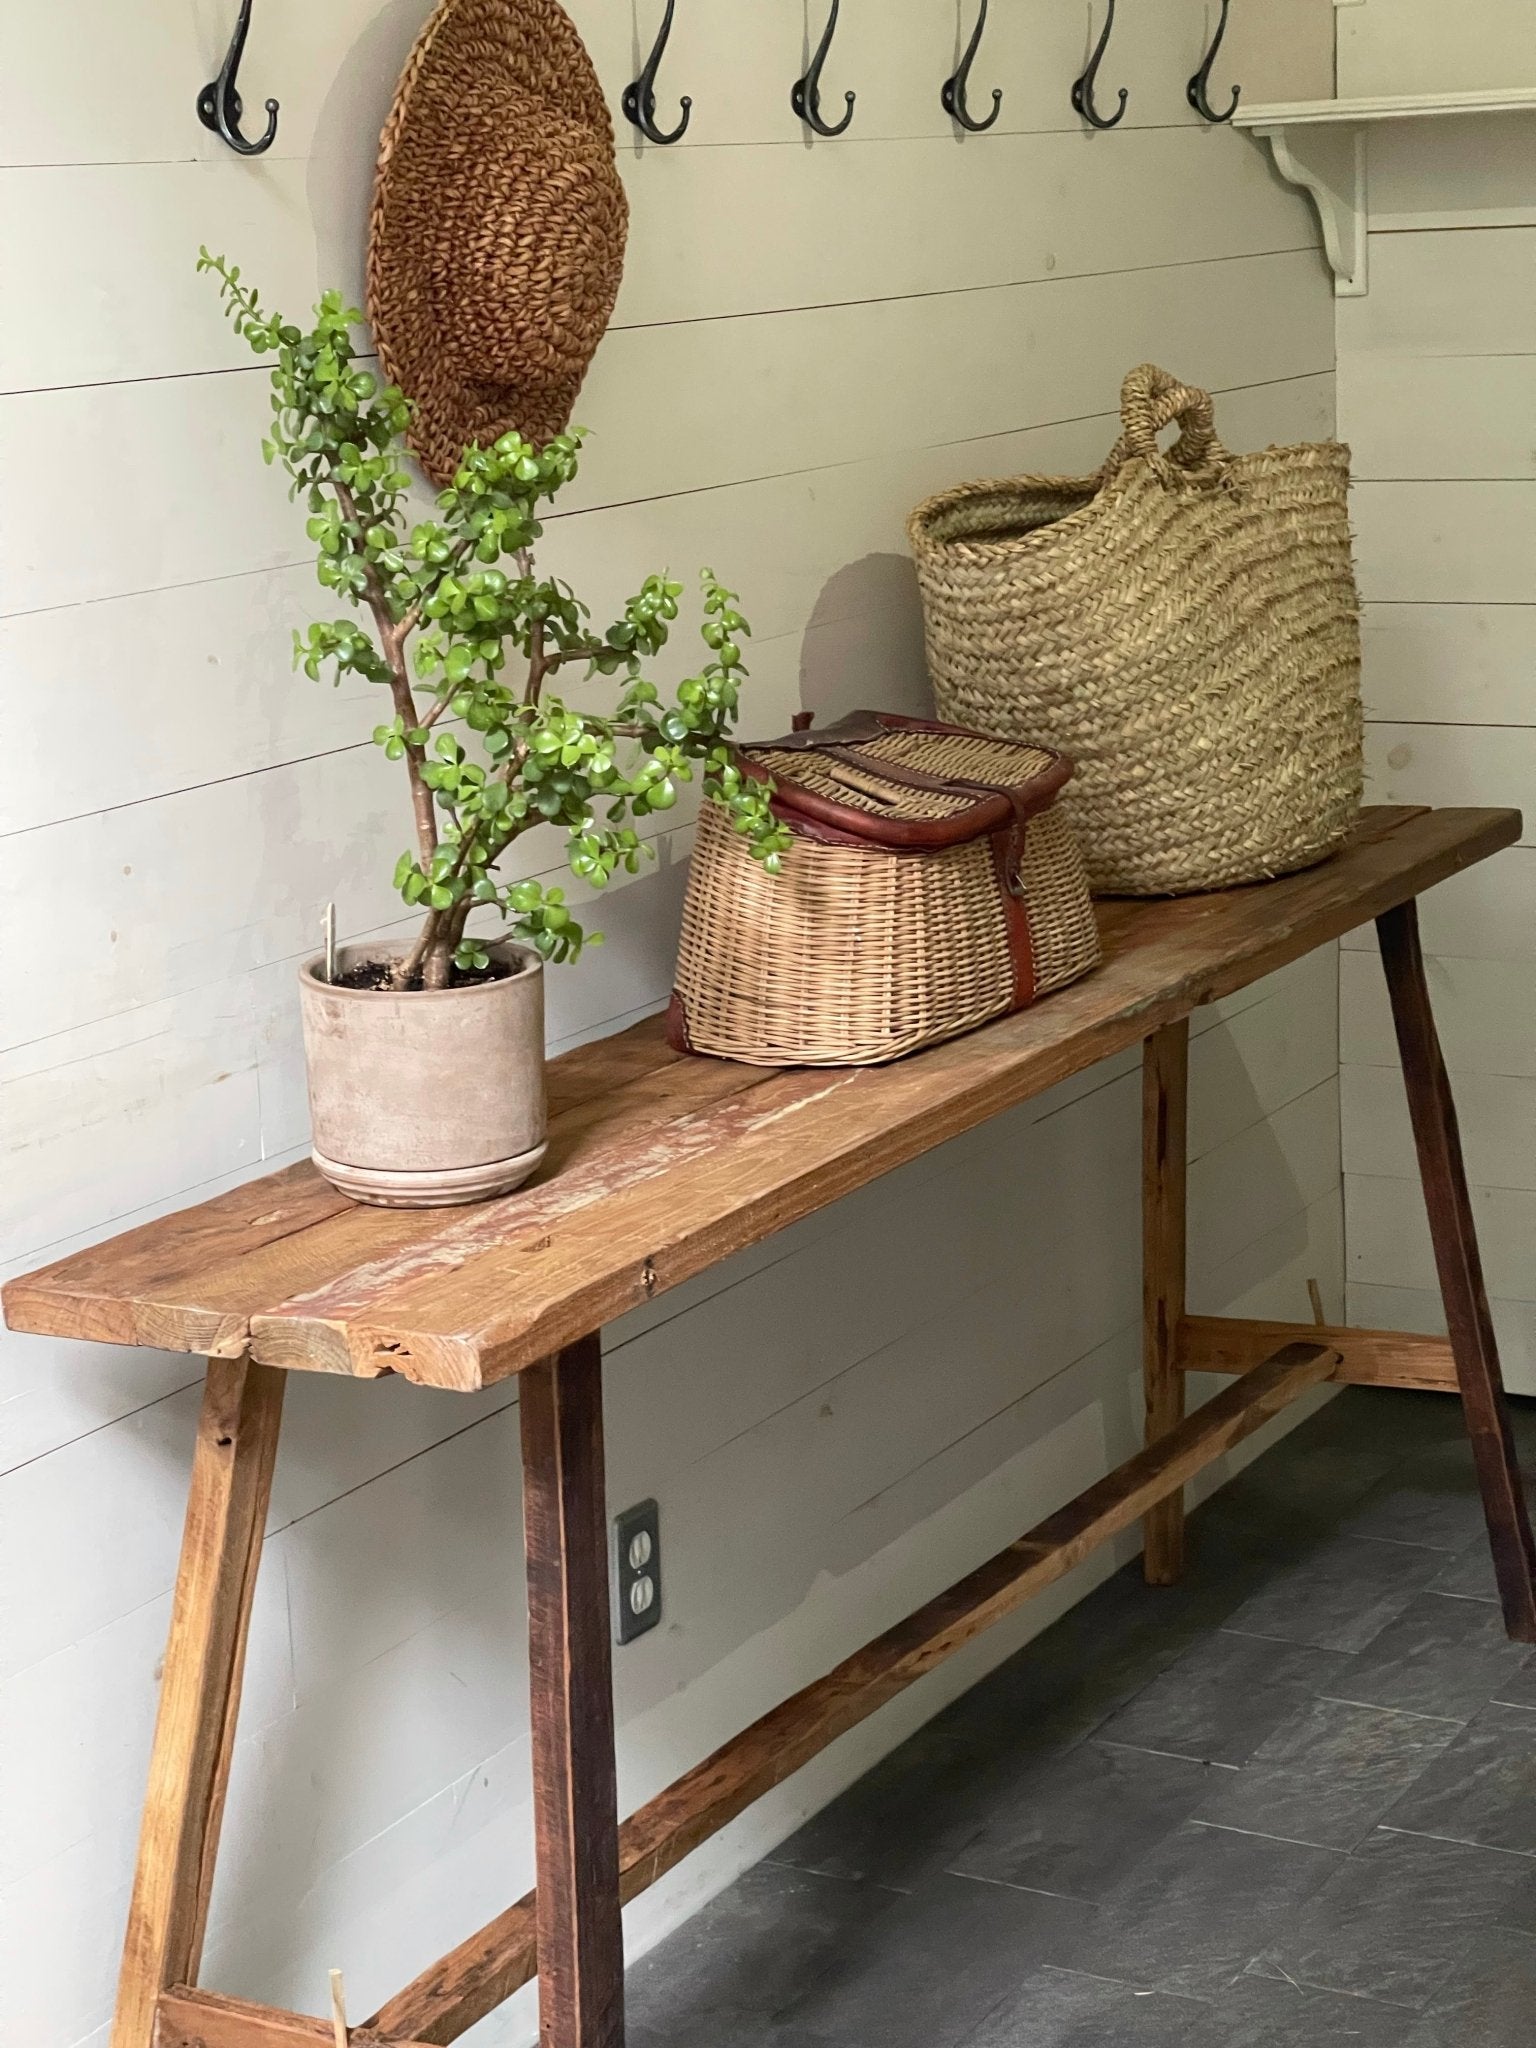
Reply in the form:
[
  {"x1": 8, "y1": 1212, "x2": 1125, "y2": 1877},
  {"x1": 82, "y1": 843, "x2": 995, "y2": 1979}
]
[{"x1": 2, "y1": 808, "x2": 1518, "y2": 1391}]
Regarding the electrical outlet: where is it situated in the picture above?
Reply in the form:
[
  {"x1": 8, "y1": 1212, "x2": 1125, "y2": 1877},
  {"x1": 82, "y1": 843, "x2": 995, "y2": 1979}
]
[{"x1": 613, "y1": 1499, "x2": 662, "y2": 1644}]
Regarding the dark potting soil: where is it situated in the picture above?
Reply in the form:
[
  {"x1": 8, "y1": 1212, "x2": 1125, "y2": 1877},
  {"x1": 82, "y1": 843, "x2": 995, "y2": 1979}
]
[{"x1": 330, "y1": 959, "x2": 516, "y2": 993}]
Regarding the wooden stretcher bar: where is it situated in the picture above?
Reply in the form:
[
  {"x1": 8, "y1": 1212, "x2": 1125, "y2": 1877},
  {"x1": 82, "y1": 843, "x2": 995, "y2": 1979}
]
[
  {"x1": 1179, "y1": 1315, "x2": 1458, "y2": 1392},
  {"x1": 155, "y1": 1339, "x2": 1336, "y2": 2048}
]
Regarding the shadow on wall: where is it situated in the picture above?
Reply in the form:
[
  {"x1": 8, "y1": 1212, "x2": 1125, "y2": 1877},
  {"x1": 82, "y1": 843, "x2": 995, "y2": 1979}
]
[
  {"x1": 308, "y1": 0, "x2": 437, "y2": 306},
  {"x1": 799, "y1": 555, "x2": 936, "y2": 727}
]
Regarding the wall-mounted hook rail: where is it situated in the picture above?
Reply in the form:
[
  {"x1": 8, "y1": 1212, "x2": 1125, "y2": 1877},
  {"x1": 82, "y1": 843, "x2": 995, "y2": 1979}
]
[
  {"x1": 943, "y1": 0, "x2": 1003, "y2": 132},
  {"x1": 624, "y1": 0, "x2": 692, "y2": 144},
  {"x1": 793, "y1": 0, "x2": 856, "y2": 136},
  {"x1": 197, "y1": 0, "x2": 279, "y2": 156},
  {"x1": 1188, "y1": 0, "x2": 1240, "y2": 123},
  {"x1": 1072, "y1": 0, "x2": 1128, "y2": 130}
]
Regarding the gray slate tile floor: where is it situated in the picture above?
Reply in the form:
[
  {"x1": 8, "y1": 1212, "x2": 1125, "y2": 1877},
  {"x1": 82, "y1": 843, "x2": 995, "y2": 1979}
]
[{"x1": 626, "y1": 1388, "x2": 1536, "y2": 2046}]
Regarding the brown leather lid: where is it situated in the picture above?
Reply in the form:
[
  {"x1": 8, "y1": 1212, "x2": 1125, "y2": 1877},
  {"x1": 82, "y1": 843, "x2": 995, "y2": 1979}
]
[{"x1": 739, "y1": 710, "x2": 1074, "y2": 851}]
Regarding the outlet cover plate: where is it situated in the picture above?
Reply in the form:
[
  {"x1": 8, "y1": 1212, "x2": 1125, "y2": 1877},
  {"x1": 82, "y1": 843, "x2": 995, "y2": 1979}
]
[{"x1": 613, "y1": 1498, "x2": 662, "y2": 1645}]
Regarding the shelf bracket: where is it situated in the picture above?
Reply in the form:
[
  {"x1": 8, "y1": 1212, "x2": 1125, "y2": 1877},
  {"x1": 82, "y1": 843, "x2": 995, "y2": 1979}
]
[{"x1": 1251, "y1": 121, "x2": 1367, "y2": 296}]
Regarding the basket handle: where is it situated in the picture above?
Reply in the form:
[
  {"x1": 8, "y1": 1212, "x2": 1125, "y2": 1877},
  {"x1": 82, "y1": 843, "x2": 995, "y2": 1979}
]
[{"x1": 1112, "y1": 363, "x2": 1230, "y2": 484}]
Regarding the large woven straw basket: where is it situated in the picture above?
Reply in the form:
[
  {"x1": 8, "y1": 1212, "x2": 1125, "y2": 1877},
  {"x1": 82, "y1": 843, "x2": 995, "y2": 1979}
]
[
  {"x1": 669, "y1": 711, "x2": 1100, "y2": 1067},
  {"x1": 909, "y1": 365, "x2": 1364, "y2": 896}
]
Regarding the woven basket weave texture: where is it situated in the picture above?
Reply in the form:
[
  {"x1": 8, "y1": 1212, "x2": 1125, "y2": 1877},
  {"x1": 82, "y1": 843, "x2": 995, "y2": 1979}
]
[
  {"x1": 908, "y1": 365, "x2": 1364, "y2": 897},
  {"x1": 672, "y1": 722, "x2": 1101, "y2": 1067},
  {"x1": 369, "y1": 0, "x2": 627, "y2": 486}
]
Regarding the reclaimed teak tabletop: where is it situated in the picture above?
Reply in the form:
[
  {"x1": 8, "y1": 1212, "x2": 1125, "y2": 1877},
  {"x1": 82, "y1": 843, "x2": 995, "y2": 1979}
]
[{"x1": 8, "y1": 805, "x2": 1536, "y2": 2048}]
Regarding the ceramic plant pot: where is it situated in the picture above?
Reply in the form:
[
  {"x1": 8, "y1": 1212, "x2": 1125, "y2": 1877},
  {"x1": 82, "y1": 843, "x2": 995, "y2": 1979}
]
[{"x1": 299, "y1": 940, "x2": 547, "y2": 1207}]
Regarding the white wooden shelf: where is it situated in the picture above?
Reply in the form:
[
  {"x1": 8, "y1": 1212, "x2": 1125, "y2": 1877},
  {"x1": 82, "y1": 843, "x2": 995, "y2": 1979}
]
[{"x1": 1232, "y1": 89, "x2": 1536, "y2": 297}]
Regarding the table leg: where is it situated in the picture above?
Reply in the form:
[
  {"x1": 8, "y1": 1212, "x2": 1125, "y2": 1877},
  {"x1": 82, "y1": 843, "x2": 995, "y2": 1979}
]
[
  {"x1": 112, "y1": 1355, "x2": 286, "y2": 2048},
  {"x1": 1377, "y1": 899, "x2": 1536, "y2": 1642},
  {"x1": 521, "y1": 1334, "x2": 625, "y2": 2048},
  {"x1": 1143, "y1": 1019, "x2": 1190, "y2": 1585}
]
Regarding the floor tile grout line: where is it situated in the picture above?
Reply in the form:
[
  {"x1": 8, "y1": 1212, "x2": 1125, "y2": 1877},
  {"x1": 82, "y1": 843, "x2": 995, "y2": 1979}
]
[
  {"x1": 1093, "y1": 1736, "x2": 1242, "y2": 1771},
  {"x1": 937, "y1": 1866, "x2": 1099, "y2": 1908},
  {"x1": 1376, "y1": 1823, "x2": 1536, "y2": 1859},
  {"x1": 1219, "y1": 1625, "x2": 1355, "y2": 1650},
  {"x1": 1243, "y1": 1959, "x2": 1433, "y2": 2014},
  {"x1": 1312, "y1": 1692, "x2": 1468, "y2": 1726},
  {"x1": 1188, "y1": 1817, "x2": 1352, "y2": 1856}
]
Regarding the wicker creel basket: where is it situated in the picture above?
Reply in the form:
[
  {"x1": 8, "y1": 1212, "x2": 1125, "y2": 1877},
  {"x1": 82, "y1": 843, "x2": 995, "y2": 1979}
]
[
  {"x1": 668, "y1": 711, "x2": 1101, "y2": 1067},
  {"x1": 908, "y1": 364, "x2": 1365, "y2": 897}
]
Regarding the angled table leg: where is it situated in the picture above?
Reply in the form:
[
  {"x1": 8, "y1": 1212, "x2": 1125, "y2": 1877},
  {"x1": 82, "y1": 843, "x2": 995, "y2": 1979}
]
[
  {"x1": 1142, "y1": 1019, "x2": 1190, "y2": 1584},
  {"x1": 112, "y1": 1355, "x2": 286, "y2": 2048},
  {"x1": 521, "y1": 1335, "x2": 625, "y2": 2048},
  {"x1": 1377, "y1": 899, "x2": 1536, "y2": 1642}
]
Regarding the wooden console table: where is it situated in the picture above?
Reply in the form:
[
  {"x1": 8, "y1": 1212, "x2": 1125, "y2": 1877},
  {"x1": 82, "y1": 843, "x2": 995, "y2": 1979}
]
[{"x1": 7, "y1": 806, "x2": 1535, "y2": 2048}]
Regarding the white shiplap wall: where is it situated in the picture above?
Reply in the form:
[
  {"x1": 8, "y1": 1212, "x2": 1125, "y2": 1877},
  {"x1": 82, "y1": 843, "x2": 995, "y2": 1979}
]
[
  {"x1": 0, "y1": 4, "x2": 1340, "y2": 2043},
  {"x1": 1333, "y1": 12, "x2": 1536, "y2": 1391},
  {"x1": 1336, "y1": 0, "x2": 1536, "y2": 96}
]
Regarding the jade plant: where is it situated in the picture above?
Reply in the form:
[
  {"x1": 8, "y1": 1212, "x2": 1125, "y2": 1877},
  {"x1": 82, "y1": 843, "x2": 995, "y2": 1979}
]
[{"x1": 201, "y1": 251, "x2": 787, "y2": 991}]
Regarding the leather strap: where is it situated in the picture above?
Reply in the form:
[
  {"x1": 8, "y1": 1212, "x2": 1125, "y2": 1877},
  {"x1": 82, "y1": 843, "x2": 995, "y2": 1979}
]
[
  {"x1": 746, "y1": 711, "x2": 1061, "y2": 1015},
  {"x1": 825, "y1": 744, "x2": 1038, "y2": 1010},
  {"x1": 664, "y1": 989, "x2": 695, "y2": 1054}
]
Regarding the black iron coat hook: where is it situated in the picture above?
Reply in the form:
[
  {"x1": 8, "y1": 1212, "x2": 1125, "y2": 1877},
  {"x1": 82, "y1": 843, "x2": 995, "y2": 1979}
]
[
  {"x1": 198, "y1": 0, "x2": 279, "y2": 156},
  {"x1": 943, "y1": 0, "x2": 1003, "y2": 132},
  {"x1": 793, "y1": 0, "x2": 856, "y2": 136},
  {"x1": 624, "y1": 0, "x2": 692, "y2": 144},
  {"x1": 1188, "y1": 0, "x2": 1241, "y2": 123},
  {"x1": 1072, "y1": 0, "x2": 1128, "y2": 130}
]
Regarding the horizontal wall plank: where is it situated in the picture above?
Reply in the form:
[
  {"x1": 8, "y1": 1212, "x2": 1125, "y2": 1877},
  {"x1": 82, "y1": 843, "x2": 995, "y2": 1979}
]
[
  {"x1": 1351, "y1": 482, "x2": 1536, "y2": 606},
  {"x1": 1344, "y1": 1061, "x2": 1536, "y2": 1193},
  {"x1": 0, "y1": 746, "x2": 403, "y2": 1054},
  {"x1": 1341, "y1": 845, "x2": 1536, "y2": 963},
  {"x1": 1368, "y1": 113, "x2": 1536, "y2": 232},
  {"x1": 1337, "y1": 226, "x2": 1536, "y2": 359},
  {"x1": 1339, "y1": 356, "x2": 1536, "y2": 482},
  {"x1": 1347, "y1": 1169, "x2": 1536, "y2": 1305},
  {"x1": 1338, "y1": 3, "x2": 1536, "y2": 98},
  {"x1": 1, "y1": 250, "x2": 1334, "y2": 616},
  {"x1": 0, "y1": 566, "x2": 374, "y2": 840},
  {"x1": 1341, "y1": 946, "x2": 1536, "y2": 1079},
  {"x1": 1361, "y1": 604, "x2": 1536, "y2": 726},
  {"x1": 0, "y1": 159, "x2": 337, "y2": 395},
  {"x1": 1186, "y1": 945, "x2": 1338, "y2": 1164},
  {"x1": 1364, "y1": 722, "x2": 1536, "y2": 845},
  {"x1": 0, "y1": 981, "x2": 269, "y2": 1269},
  {"x1": 1187, "y1": 1077, "x2": 1341, "y2": 1283},
  {"x1": 0, "y1": 128, "x2": 1313, "y2": 393},
  {"x1": 0, "y1": 371, "x2": 1334, "y2": 836}
]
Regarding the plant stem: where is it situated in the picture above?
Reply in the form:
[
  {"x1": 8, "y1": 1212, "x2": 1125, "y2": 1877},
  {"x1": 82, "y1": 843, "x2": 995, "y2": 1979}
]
[
  {"x1": 524, "y1": 619, "x2": 548, "y2": 708},
  {"x1": 333, "y1": 478, "x2": 439, "y2": 869},
  {"x1": 396, "y1": 910, "x2": 444, "y2": 991}
]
